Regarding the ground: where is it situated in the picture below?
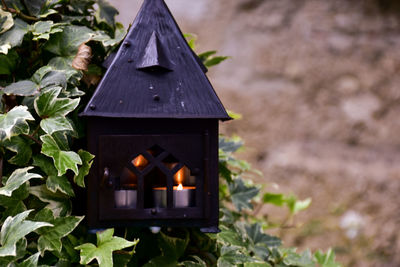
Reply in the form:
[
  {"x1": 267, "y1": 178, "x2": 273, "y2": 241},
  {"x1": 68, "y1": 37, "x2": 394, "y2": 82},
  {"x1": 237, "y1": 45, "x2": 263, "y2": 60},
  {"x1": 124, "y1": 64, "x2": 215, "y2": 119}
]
[{"x1": 111, "y1": 0, "x2": 400, "y2": 266}]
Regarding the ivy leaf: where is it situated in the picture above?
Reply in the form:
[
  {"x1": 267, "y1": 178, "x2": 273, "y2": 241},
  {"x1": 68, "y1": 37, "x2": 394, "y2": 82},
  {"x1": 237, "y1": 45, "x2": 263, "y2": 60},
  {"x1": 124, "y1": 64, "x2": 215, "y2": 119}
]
[
  {"x1": 31, "y1": 20, "x2": 63, "y2": 41},
  {"x1": 95, "y1": 0, "x2": 119, "y2": 26},
  {"x1": 75, "y1": 228, "x2": 138, "y2": 267},
  {"x1": 33, "y1": 155, "x2": 75, "y2": 196},
  {"x1": 0, "y1": 167, "x2": 42, "y2": 197},
  {"x1": 40, "y1": 117, "x2": 74, "y2": 135},
  {"x1": 218, "y1": 226, "x2": 246, "y2": 247},
  {"x1": 263, "y1": 193, "x2": 286, "y2": 206},
  {"x1": 314, "y1": 249, "x2": 341, "y2": 267},
  {"x1": 0, "y1": 18, "x2": 29, "y2": 54},
  {"x1": 34, "y1": 87, "x2": 80, "y2": 118},
  {"x1": 285, "y1": 195, "x2": 312, "y2": 215},
  {"x1": 3, "y1": 80, "x2": 39, "y2": 96},
  {"x1": 282, "y1": 249, "x2": 314, "y2": 267},
  {"x1": 0, "y1": 238, "x2": 27, "y2": 266},
  {"x1": 0, "y1": 210, "x2": 52, "y2": 257},
  {"x1": 244, "y1": 263, "x2": 272, "y2": 267},
  {"x1": 34, "y1": 209, "x2": 83, "y2": 255},
  {"x1": 46, "y1": 175, "x2": 75, "y2": 197},
  {"x1": 92, "y1": 23, "x2": 126, "y2": 47},
  {"x1": 29, "y1": 185, "x2": 72, "y2": 217},
  {"x1": 0, "y1": 49, "x2": 18, "y2": 75},
  {"x1": 2, "y1": 136, "x2": 33, "y2": 166},
  {"x1": 179, "y1": 256, "x2": 207, "y2": 267},
  {"x1": 0, "y1": 9, "x2": 13, "y2": 34},
  {"x1": 41, "y1": 134, "x2": 82, "y2": 176},
  {"x1": 228, "y1": 178, "x2": 259, "y2": 211},
  {"x1": 18, "y1": 252, "x2": 40, "y2": 267},
  {"x1": 158, "y1": 231, "x2": 189, "y2": 261},
  {"x1": 217, "y1": 246, "x2": 252, "y2": 267},
  {"x1": 244, "y1": 223, "x2": 281, "y2": 248},
  {"x1": 44, "y1": 25, "x2": 95, "y2": 56},
  {"x1": 0, "y1": 106, "x2": 34, "y2": 141},
  {"x1": 23, "y1": 0, "x2": 59, "y2": 18},
  {"x1": 204, "y1": 56, "x2": 229, "y2": 68},
  {"x1": 74, "y1": 150, "x2": 95, "y2": 188}
]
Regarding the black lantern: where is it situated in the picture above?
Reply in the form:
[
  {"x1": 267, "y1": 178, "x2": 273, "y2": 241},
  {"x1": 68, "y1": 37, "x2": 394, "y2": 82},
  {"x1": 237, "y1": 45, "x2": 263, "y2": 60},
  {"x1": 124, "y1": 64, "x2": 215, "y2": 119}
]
[{"x1": 81, "y1": 0, "x2": 231, "y2": 233}]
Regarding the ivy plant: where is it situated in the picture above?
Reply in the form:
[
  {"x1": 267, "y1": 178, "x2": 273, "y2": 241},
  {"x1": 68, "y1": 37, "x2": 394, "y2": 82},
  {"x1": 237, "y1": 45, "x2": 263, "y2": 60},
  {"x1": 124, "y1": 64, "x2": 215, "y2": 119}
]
[{"x1": 0, "y1": 0, "x2": 341, "y2": 266}]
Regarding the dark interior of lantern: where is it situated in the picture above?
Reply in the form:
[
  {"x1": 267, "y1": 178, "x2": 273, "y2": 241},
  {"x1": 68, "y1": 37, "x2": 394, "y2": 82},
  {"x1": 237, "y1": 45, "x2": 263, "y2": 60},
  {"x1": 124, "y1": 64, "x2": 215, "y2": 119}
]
[{"x1": 113, "y1": 144, "x2": 197, "y2": 209}]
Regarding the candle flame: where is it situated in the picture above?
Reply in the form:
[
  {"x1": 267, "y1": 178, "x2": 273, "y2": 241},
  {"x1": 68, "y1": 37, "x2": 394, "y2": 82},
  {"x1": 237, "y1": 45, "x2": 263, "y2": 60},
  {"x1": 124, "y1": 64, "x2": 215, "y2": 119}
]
[
  {"x1": 177, "y1": 183, "x2": 183, "y2": 191},
  {"x1": 176, "y1": 168, "x2": 184, "y2": 184}
]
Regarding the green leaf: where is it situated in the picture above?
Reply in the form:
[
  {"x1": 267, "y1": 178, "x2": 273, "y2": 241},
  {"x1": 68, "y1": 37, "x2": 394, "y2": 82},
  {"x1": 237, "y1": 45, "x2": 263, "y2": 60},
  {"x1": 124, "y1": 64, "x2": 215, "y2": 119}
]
[
  {"x1": 184, "y1": 33, "x2": 196, "y2": 50},
  {"x1": 286, "y1": 195, "x2": 312, "y2": 215},
  {"x1": 95, "y1": 0, "x2": 119, "y2": 26},
  {"x1": 0, "y1": 210, "x2": 52, "y2": 257},
  {"x1": 92, "y1": 23, "x2": 126, "y2": 47},
  {"x1": 2, "y1": 136, "x2": 33, "y2": 166},
  {"x1": 227, "y1": 110, "x2": 242, "y2": 120},
  {"x1": 29, "y1": 185, "x2": 72, "y2": 217},
  {"x1": 34, "y1": 87, "x2": 80, "y2": 118},
  {"x1": 219, "y1": 136, "x2": 243, "y2": 154},
  {"x1": 0, "y1": 106, "x2": 34, "y2": 141},
  {"x1": 217, "y1": 245, "x2": 252, "y2": 267},
  {"x1": 282, "y1": 249, "x2": 314, "y2": 267},
  {"x1": 244, "y1": 263, "x2": 272, "y2": 267},
  {"x1": 0, "y1": 18, "x2": 29, "y2": 54},
  {"x1": 204, "y1": 56, "x2": 229, "y2": 68},
  {"x1": 218, "y1": 226, "x2": 246, "y2": 247},
  {"x1": 0, "y1": 49, "x2": 18, "y2": 75},
  {"x1": 158, "y1": 231, "x2": 189, "y2": 260},
  {"x1": 44, "y1": 25, "x2": 95, "y2": 56},
  {"x1": 0, "y1": 9, "x2": 13, "y2": 34},
  {"x1": 198, "y1": 51, "x2": 216, "y2": 62},
  {"x1": 0, "y1": 238, "x2": 27, "y2": 266},
  {"x1": 179, "y1": 256, "x2": 207, "y2": 267},
  {"x1": 33, "y1": 155, "x2": 75, "y2": 197},
  {"x1": 46, "y1": 175, "x2": 75, "y2": 197},
  {"x1": 75, "y1": 228, "x2": 138, "y2": 267},
  {"x1": 314, "y1": 249, "x2": 341, "y2": 267},
  {"x1": 263, "y1": 193, "x2": 286, "y2": 206},
  {"x1": 31, "y1": 21, "x2": 63, "y2": 41},
  {"x1": 40, "y1": 117, "x2": 74, "y2": 135},
  {"x1": 74, "y1": 150, "x2": 95, "y2": 188},
  {"x1": 3, "y1": 80, "x2": 39, "y2": 96},
  {"x1": 0, "y1": 167, "x2": 42, "y2": 197},
  {"x1": 18, "y1": 252, "x2": 40, "y2": 267},
  {"x1": 41, "y1": 134, "x2": 82, "y2": 176},
  {"x1": 34, "y1": 209, "x2": 83, "y2": 255},
  {"x1": 229, "y1": 178, "x2": 259, "y2": 211},
  {"x1": 244, "y1": 223, "x2": 281, "y2": 248},
  {"x1": 23, "y1": 0, "x2": 59, "y2": 18}
]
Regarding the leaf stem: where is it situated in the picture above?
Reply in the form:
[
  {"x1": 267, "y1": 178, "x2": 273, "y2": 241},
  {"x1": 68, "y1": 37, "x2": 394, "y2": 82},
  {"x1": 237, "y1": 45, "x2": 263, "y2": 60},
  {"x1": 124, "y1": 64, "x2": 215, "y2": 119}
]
[
  {"x1": 23, "y1": 134, "x2": 42, "y2": 146},
  {"x1": 1, "y1": 0, "x2": 39, "y2": 21}
]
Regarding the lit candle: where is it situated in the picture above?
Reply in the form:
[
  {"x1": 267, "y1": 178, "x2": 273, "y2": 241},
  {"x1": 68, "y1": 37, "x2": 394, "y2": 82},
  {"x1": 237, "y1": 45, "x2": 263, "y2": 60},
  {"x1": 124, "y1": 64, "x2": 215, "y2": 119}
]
[
  {"x1": 153, "y1": 184, "x2": 195, "y2": 208},
  {"x1": 152, "y1": 167, "x2": 195, "y2": 208}
]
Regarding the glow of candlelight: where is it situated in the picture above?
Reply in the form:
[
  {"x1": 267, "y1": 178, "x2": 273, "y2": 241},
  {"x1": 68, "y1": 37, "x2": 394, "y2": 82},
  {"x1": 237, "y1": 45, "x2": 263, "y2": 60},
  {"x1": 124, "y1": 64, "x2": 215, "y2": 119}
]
[
  {"x1": 177, "y1": 183, "x2": 183, "y2": 191},
  {"x1": 176, "y1": 168, "x2": 184, "y2": 184},
  {"x1": 132, "y1": 155, "x2": 147, "y2": 167}
]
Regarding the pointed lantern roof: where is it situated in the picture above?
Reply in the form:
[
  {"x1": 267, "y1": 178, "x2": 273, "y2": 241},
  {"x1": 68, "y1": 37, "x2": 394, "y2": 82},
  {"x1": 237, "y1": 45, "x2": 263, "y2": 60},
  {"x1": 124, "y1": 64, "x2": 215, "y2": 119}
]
[{"x1": 81, "y1": 0, "x2": 231, "y2": 120}]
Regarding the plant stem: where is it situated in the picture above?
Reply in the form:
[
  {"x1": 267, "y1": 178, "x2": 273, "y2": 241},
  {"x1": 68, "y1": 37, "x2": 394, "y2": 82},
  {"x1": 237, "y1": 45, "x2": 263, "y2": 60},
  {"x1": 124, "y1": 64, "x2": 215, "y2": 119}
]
[
  {"x1": 1, "y1": 0, "x2": 39, "y2": 21},
  {"x1": 23, "y1": 134, "x2": 42, "y2": 146}
]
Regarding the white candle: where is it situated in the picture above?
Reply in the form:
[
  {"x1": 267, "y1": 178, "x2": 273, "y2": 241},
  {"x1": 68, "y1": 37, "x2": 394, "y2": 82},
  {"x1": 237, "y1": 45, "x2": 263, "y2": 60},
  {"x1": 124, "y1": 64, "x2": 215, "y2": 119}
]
[
  {"x1": 115, "y1": 190, "x2": 137, "y2": 208},
  {"x1": 153, "y1": 185, "x2": 195, "y2": 208}
]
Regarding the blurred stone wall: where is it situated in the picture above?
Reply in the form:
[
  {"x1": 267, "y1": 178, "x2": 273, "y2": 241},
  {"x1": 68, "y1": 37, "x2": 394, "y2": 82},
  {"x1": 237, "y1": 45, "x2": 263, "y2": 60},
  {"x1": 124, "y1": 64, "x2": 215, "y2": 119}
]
[{"x1": 109, "y1": 0, "x2": 400, "y2": 266}]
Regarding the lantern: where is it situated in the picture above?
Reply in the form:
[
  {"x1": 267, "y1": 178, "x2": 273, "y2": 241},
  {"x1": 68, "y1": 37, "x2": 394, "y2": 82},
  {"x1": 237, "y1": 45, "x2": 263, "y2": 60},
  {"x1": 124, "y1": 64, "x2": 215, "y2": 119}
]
[{"x1": 81, "y1": 0, "x2": 231, "y2": 233}]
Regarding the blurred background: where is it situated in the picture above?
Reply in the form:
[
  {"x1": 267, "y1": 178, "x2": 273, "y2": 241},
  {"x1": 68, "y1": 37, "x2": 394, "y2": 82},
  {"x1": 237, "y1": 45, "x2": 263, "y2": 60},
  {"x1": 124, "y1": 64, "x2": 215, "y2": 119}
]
[{"x1": 108, "y1": 0, "x2": 400, "y2": 266}]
